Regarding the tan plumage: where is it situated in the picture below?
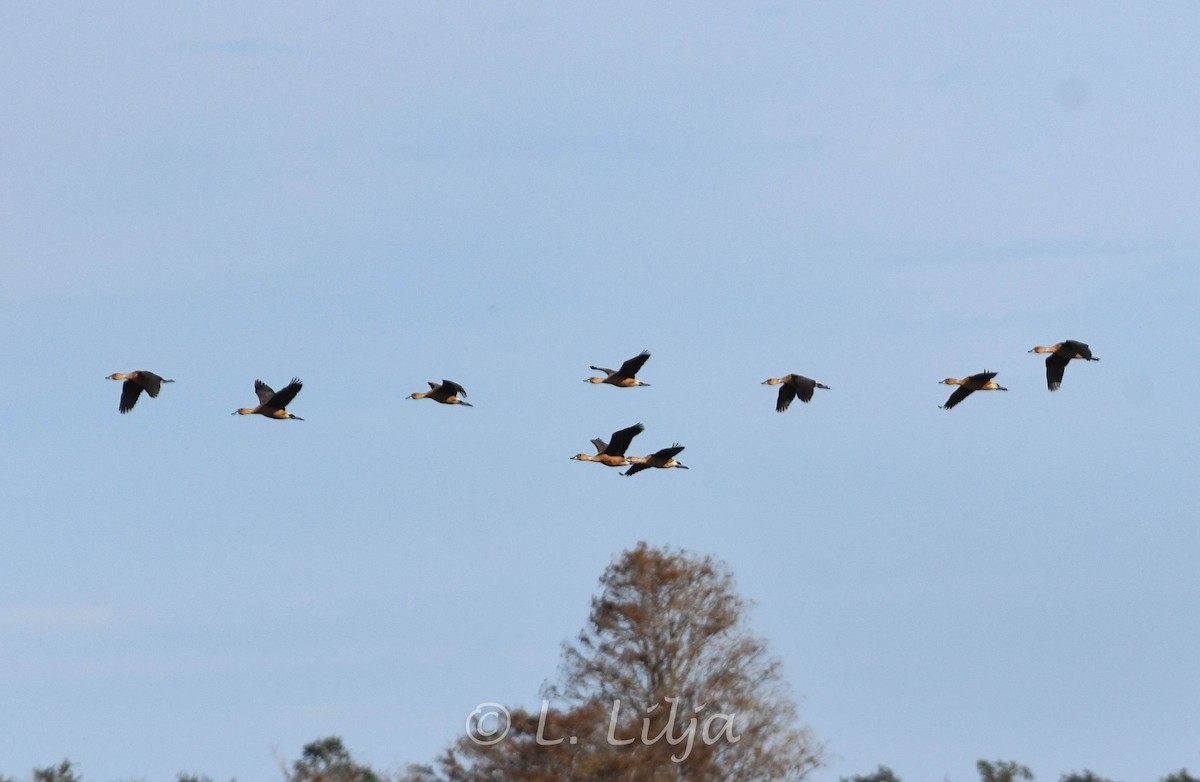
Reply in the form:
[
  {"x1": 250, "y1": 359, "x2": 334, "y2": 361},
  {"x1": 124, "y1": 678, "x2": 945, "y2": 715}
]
[
  {"x1": 939, "y1": 371, "x2": 1007, "y2": 410},
  {"x1": 586, "y1": 351, "x2": 652, "y2": 387},
  {"x1": 407, "y1": 379, "x2": 472, "y2": 406},
  {"x1": 572, "y1": 423, "x2": 644, "y2": 467},
  {"x1": 106, "y1": 370, "x2": 174, "y2": 414},
  {"x1": 233, "y1": 378, "x2": 305, "y2": 420},
  {"x1": 762, "y1": 374, "x2": 830, "y2": 413},
  {"x1": 623, "y1": 444, "x2": 688, "y2": 476},
  {"x1": 1029, "y1": 340, "x2": 1099, "y2": 391}
]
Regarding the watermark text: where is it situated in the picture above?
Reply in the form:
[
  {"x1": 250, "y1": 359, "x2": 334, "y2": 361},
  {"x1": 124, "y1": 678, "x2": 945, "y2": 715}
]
[{"x1": 466, "y1": 698, "x2": 741, "y2": 763}]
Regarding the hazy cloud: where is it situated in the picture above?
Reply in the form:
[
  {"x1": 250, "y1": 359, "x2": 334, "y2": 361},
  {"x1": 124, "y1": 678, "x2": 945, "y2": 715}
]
[
  {"x1": 167, "y1": 39, "x2": 324, "y2": 59},
  {"x1": 0, "y1": 602, "x2": 136, "y2": 637}
]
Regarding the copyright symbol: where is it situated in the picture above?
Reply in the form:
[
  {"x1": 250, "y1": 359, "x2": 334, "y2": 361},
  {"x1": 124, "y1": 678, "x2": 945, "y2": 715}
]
[{"x1": 466, "y1": 702, "x2": 510, "y2": 745}]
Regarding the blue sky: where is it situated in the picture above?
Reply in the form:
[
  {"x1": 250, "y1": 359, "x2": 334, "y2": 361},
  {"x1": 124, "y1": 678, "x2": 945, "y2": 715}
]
[{"x1": 2, "y1": 3, "x2": 1197, "y2": 780}]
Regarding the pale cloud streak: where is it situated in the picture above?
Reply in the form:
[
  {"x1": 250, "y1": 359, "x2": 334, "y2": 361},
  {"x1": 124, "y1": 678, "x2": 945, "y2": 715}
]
[{"x1": 0, "y1": 602, "x2": 137, "y2": 638}]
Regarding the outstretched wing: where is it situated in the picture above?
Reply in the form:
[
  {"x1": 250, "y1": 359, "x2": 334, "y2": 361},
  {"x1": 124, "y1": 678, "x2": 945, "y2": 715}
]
[
  {"x1": 941, "y1": 386, "x2": 974, "y2": 410},
  {"x1": 440, "y1": 380, "x2": 467, "y2": 398},
  {"x1": 268, "y1": 378, "x2": 303, "y2": 409},
  {"x1": 590, "y1": 438, "x2": 609, "y2": 454},
  {"x1": 137, "y1": 371, "x2": 165, "y2": 398},
  {"x1": 793, "y1": 375, "x2": 817, "y2": 404},
  {"x1": 606, "y1": 423, "x2": 645, "y2": 457},
  {"x1": 254, "y1": 380, "x2": 276, "y2": 405},
  {"x1": 1045, "y1": 355, "x2": 1069, "y2": 391},
  {"x1": 118, "y1": 380, "x2": 145, "y2": 414},
  {"x1": 617, "y1": 351, "x2": 651, "y2": 379},
  {"x1": 1062, "y1": 340, "x2": 1093, "y2": 360},
  {"x1": 775, "y1": 383, "x2": 797, "y2": 413},
  {"x1": 656, "y1": 444, "x2": 686, "y2": 460},
  {"x1": 623, "y1": 462, "x2": 649, "y2": 477}
]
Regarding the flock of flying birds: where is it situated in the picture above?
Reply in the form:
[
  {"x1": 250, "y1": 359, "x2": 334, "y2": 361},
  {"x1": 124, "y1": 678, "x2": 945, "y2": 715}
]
[{"x1": 106, "y1": 339, "x2": 1098, "y2": 477}]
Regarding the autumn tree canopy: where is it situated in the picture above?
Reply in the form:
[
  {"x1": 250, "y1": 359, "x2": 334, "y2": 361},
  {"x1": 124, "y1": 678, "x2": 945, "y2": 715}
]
[
  {"x1": 441, "y1": 542, "x2": 823, "y2": 782},
  {"x1": 977, "y1": 760, "x2": 1034, "y2": 782}
]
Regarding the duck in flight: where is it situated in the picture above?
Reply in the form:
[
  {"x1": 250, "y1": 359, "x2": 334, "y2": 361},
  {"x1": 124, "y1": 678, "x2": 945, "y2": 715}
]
[
  {"x1": 586, "y1": 351, "x2": 652, "y2": 387},
  {"x1": 233, "y1": 377, "x2": 305, "y2": 420},
  {"x1": 407, "y1": 379, "x2": 472, "y2": 406},
  {"x1": 1029, "y1": 340, "x2": 1099, "y2": 391},
  {"x1": 623, "y1": 444, "x2": 688, "y2": 476},
  {"x1": 762, "y1": 374, "x2": 830, "y2": 413},
  {"x1": 106, "y1": 370, "x2": 174, "y2": 414},
  {"x1": 939, "y1": 371, "x2": 1007, "y2": 410},
  {"x1": 571, "y1": 423, "x2": 645, "y2": 467}
]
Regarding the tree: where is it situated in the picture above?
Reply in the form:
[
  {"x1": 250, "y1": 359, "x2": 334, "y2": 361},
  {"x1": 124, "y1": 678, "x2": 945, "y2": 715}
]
[
  {"x1": 1060, "y1": 773, "x2": 1118, "y2": 782},
  {"x1": 978, "y1": 759, "x2": 1033, "y2": 782},
  {"x1": 841, "y1": 766, "x2": 903, "y2": 782},
  {"x1": 33, "y1": 761, "x2": 80, "y2": 782},
  {"x1": 1163, "y1": 772, "x2": 1200, "y2": 782},
  {"x1": 440, "y1": 700, "x2": 627, "y2": 782},
  {"x1": 440, "y1": 542, "x2": 823, "y2": 781},
  {"x1": 288, "y1": 737, "x2": 382, "y2": 782},
  {"x1": 396, "y1": 765, "x2": 440, "y2": 782}
]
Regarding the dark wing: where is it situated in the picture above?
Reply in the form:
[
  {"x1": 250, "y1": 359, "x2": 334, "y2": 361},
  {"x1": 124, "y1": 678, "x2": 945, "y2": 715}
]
[
  {"x1": 589, "y1": 365, "x2": 615, "y2": 376},
  {"x1": 1045, "y1": 354, "x2": 1069, "y2": 391},
  {"x1": 440, "y1": 380, "x2": 467, "y2": 398},
  {"x1": 941, "y1": 386, "x2": 974, "y2": 410},
  {"x1": 606, "y1": 423, "x2": 645, "y2": 457},
  {"x1": 268, "y1": 378, "x2": 303, "y2": 409},
  {"x1": 254, "y1": 380, "x2": 276, "y2": 405},
  {"x1": 137, "y1": 371, "x2": 164, "y2": 398},
  {"x1": 590, "y1": 438, "x2": 609, "y2": 454},
  {"x1": 656, "y1": 444, "x2": 685, "y2": 460},
  {"x1": 1063, "y1": 340, "x2": 1093, "y2": 360},
  {"x1": 118, "y1": 380, "x2": 145, "y2": 414},
  {"x1": 793, "y1": 375, "x2": 817, "y2": 404},
  {"x1": 969, "y1": 371, "x2": 999, "y2": 384},
  {"x1": 616, "y1": 351, "x2": 651, "y2": 379},
  {"x1": 775, "y1": 383, "x2": 797, "y2": 413},
  {"x1": 623, "y1": 462, "x2": 649, "y2": 476}
]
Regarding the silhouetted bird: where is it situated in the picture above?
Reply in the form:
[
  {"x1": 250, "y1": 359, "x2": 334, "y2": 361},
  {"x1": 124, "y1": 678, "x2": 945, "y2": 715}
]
[
  {"x1": 571, "y1": 423, "x2": 645, "y2": 467},
  {"x1": 106, "y1": 370, "x2": 174, "y2": 414},
  {"x1": 624, "y1": 444, "x2": 688, "y2": 476},
  {"x1": 1029, "y1": 340, "x2": 1099, "y2": 391},
  {"x1": 407, "y1": 379, "x2": 472, "y2": 406},
  {"x1": 233, "y1": 378, "x2": 305, "y2": 420},
  {"x1": 762, "y1": 374, "x2": 830, "y2": 413},
  {"x1": 939, "y1": 371, "x2": 1007, "y2": 410},
  {"x1": 586, "y1": 351, "x2": 652, "y2": 387}
]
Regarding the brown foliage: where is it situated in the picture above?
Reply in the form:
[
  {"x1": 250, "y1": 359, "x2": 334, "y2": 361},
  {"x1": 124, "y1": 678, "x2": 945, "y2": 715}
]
[{"x1": 441, "y1": 543, "x2": 823, "y2": 782}]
